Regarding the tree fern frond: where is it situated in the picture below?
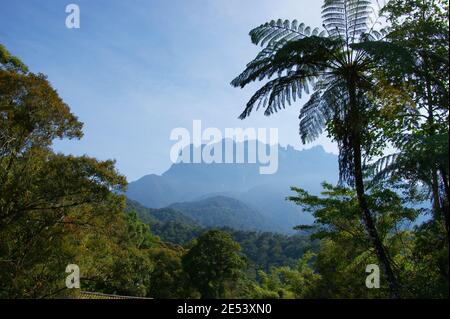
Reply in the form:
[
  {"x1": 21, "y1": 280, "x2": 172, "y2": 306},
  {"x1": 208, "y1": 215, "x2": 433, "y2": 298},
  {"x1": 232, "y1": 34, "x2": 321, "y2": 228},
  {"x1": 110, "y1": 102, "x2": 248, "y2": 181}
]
[
  {"x1": 322, "y1": 0, "x2": 374, "y2": 40},
  {"x1": 249, "y1": 19, "x2": 315, "y2": 47},
  {"x1": 231, "y1": 36, "x2": 341, "y2": 90},
  {"x1": 299, "y1": 82, "x2": 345, "y2": 143},
  {"x1": 239, "y1": 71, "x2": 313, "y2": 119},
  {"x1": 367, "y1": 153, "x2": 400, "y2": 181},
  {"x1": 299, "y1": 91, "x2": 327, "y2": 143}
]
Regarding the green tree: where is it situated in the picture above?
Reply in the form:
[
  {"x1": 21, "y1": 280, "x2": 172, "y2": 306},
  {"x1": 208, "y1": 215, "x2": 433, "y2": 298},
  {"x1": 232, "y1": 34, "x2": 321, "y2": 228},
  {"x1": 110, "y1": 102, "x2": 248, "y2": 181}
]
[
  {"x1": 231, "y1": 0, "x2": 404, "y2": 297},
  {"x1": 0, "y1": 44, "x2": 157, "y2": 298},
  {"x1": 182, "y1": 230, "x2": 246, "y2": 298},
  {"x1": 252, "y1": 252, "x2": 321, "y2": 299},
  {"x1": 147, "y1": 244, "x2": 192, "y2": 298},
  {"x1": 289, "y1": 183, "x2": 425, "y2": 297},
  {"x1": 77, "y1": 211, "x2": 160, "y2": 297},
  {"x1": 365, "y1": 0, "x2": 449, "y2": 235},
  {"x1": 358, "y1": 1, "x2": 449, "y2": 294}
]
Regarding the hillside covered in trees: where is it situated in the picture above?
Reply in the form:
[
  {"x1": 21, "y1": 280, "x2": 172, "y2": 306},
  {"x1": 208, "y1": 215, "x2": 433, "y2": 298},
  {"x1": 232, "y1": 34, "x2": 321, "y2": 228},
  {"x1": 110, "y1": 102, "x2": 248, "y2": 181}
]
[
  {"x1": 0, "y1": 0, "x2": 448, "y2": 299},
  {"x1": 127, "y1": 198, "x2": 316, "y2": 272}
]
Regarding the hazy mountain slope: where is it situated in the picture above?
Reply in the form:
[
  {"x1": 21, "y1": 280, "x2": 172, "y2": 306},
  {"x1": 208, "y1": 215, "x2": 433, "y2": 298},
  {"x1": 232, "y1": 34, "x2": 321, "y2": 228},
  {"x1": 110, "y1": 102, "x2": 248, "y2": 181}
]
[
  {"x1": 126, "y1": 199, "x2": 203, "y2": 244},
  {"x1": 126, "y1": 174, "x2": 177, "y2": 208},
  {"x1": 126, "y1": 198, "x2": 198, "y2": 226},
  {"x1": 237, "y1": 184, "x2": 315, "y2": 232},
  {"x1": 169, "y1": 196, "x2": 278, "y2": 232}
]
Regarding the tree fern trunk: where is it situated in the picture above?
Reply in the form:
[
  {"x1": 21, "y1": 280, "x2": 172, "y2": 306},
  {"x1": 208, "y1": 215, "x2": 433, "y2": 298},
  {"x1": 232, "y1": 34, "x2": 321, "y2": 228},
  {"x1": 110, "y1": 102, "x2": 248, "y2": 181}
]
[
  {"x1": 352, "y1": 139, "x2": 401, "y2": 298},
  {"x1": 439, "y1": 167, "x2": 450, "y2": 237},
  {"x1": 347, "y1": 76, "x2": 400, "y2": 298}
]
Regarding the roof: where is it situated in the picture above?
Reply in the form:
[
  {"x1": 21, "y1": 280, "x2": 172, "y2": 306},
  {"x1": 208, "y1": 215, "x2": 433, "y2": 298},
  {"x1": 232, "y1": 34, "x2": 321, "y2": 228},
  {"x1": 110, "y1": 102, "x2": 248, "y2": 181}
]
[{"x1": 78, "y1": 291, "x2": 152, "y2": 299}]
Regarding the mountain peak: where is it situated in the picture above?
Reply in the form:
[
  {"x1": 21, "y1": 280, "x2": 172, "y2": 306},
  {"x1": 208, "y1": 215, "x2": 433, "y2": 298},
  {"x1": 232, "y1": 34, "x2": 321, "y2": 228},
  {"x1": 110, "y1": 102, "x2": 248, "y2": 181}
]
[{"x1": 126, "y1": 140, "x2": 338, "y2": 233}]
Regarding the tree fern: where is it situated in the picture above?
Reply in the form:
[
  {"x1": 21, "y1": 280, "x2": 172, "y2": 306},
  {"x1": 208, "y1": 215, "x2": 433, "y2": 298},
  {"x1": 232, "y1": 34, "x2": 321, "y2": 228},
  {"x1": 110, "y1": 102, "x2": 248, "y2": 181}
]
[{"x1": 231, "y1": 0, "x2": 404, "y2": 297}]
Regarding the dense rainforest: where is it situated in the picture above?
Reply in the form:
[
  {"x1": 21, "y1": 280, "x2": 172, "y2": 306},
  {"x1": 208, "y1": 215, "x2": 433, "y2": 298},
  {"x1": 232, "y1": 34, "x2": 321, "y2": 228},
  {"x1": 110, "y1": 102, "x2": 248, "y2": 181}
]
[
  {"x1": 0, "y1": 0, "x2": 448, "y2": 299},
  {"x1": 127, "y1": 198, "x2": 317, "y2": 273}
]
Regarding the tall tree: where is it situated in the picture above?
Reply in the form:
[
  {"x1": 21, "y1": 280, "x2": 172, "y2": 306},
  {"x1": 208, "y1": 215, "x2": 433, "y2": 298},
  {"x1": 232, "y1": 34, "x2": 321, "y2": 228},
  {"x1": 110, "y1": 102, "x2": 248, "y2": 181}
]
[
  {"x1": 182, "y1": 230, "x2": 246, "y2": 298},
  {"x1": 365, "y1": 0, "x2": 449, "y2": 235},
  {"x1": 0, "y1": 44, "x2": 145, "y2": 298},
  {"x1": 231, "y1": 0, "x2": 402, "y2": 297}
]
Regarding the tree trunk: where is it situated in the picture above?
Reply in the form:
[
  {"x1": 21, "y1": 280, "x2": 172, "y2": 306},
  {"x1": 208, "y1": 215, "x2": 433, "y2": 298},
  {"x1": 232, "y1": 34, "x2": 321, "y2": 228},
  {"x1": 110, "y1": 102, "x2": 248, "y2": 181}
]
[
  {"x1": 352, "y1": 139, "x2": 401, "y2": 298},
  {"x1": 439, "y1": 167, "x2": 450, "y2": 238},
  {"x1": 346, "y1": 75, "x2": 401, "y2": 298},
  {"x1": 431, "y1": 169, "x2": 443, "y2": 219},
  {"x1": 424, "y1": 55, "x2": 447, "y2": 228}
]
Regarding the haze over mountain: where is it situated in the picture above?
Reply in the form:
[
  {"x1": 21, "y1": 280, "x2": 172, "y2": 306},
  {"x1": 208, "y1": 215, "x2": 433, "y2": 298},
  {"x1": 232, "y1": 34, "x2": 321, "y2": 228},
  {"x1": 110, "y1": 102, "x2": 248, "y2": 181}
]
[
  {"x1": 126, "y1": 140, "x2": 339, "y2": 233},
  {"x1": 169, "y1": 196, "x2": 277, "y2": 232}
]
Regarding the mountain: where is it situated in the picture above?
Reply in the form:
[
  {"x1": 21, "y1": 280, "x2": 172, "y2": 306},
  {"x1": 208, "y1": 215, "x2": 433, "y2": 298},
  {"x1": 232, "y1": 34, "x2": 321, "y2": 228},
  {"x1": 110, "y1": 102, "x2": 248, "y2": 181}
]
[
  {"x1": 126, "y1": 140, "x2": 339, "y2": 233},
  {"x1": 126, "y1": 199, "x2": 203, "y2": 244},
  {"x1": 126, "y1": 198, "x2": 198, "y2": 226},
  {"x1": 169, "y1": 196, "x2": 278, "y2": 232},
  {"x1": 126, "y1": 174, "x2": 176, "y2": 208}
]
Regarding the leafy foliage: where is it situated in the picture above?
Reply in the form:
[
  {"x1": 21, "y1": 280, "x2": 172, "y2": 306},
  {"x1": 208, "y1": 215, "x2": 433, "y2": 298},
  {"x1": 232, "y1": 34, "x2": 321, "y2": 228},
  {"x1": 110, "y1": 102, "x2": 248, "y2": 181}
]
[
  {"x1": 182, "y1": 230, "x2": 246, "y2": 299},
  {"x1": 287, "y1": 182, "x2": 448, "y2": 297}
]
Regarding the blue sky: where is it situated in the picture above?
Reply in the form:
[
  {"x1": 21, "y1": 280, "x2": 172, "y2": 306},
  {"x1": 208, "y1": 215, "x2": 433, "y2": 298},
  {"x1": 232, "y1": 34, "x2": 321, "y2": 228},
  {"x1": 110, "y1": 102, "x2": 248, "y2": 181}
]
[{"x1": 0, "y1": 0, "x2": 338, "y2": 181}]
